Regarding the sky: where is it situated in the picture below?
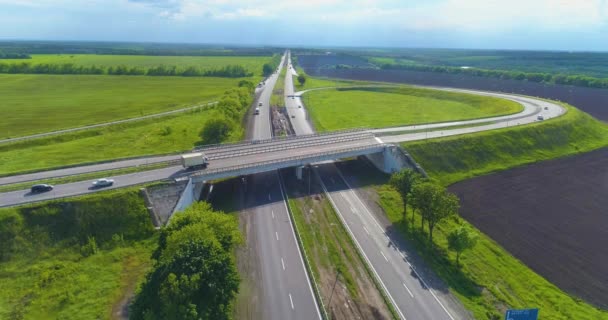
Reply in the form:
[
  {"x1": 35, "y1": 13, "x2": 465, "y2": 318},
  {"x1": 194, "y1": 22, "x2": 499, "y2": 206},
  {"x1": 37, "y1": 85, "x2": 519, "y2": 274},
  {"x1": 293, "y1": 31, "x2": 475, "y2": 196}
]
[{"x1": 1, "y1": 0, "x2": 607, "y2": 51}]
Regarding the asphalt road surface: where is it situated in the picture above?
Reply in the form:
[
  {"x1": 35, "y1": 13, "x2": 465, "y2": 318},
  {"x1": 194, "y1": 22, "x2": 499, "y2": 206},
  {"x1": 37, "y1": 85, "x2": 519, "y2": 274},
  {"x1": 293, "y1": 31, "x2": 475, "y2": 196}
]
[
  {"x1": 245, "y1": 52, "x2": 321, "y2": 320},
  {"x1": 285, "y1": 56, "x2": 472, "y2": 319}
]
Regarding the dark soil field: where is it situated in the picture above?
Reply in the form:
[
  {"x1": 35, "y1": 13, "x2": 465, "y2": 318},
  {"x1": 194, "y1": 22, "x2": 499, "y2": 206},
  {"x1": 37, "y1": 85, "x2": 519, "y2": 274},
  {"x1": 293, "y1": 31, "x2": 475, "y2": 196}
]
[
  {"x1": 448, "y1": 147, "x2": 608, "y2": 309},
  {"x1": 297, "y1": 56, "x2": 608, "y2": 122}
]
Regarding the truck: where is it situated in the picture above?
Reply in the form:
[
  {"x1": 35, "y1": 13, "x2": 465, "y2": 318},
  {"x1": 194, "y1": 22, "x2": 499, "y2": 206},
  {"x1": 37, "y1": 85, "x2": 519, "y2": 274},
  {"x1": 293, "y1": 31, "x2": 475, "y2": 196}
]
[{"x1": 180, "y1": 152, "x2": 209, "y2": 169}]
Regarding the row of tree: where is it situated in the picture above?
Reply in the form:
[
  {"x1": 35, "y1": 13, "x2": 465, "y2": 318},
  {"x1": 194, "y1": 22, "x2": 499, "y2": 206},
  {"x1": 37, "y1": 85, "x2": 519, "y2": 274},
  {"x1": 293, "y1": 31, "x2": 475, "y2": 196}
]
[
  {"x1": 0, "y1": 62, "x2": 253, "y2": 78},
  {"x1": 130, "y1": 202, "x2": 243, "y2": 320},
  {"x1": 263, "y1": 54, "x2": 282, "y2": 77},
  {"x1": 198, "y1": 80, "x2": 255, "y2": 145},
  {"x1": 390, "y1": 169, "x2": 477, "y2": 266},
  {"x1": 378, "y1": 62, "x2": 608, "y2": 89},
  {"x1": 0, "y1": 51, "x2": 30, "y2": 59}
]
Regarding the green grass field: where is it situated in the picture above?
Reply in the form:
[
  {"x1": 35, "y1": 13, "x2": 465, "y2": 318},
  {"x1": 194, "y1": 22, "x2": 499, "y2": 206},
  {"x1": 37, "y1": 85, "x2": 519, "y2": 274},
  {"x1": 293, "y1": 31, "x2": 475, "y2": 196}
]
[
  {"x1": 303, "y1": 86, "x2": 523, "y2": 131},
  {"x1": 292, "y1": 67, "x2": 363, "y2": 91},
  {"x1": 0, "y1": 74, "x2": 254, "y2": 138},
  {"x1": 0, "y1": 106, "x2": 243, "y2": 175},
  {"x1": 404, "y1": 102, "x2": 608, "y2": 185},
  {"x1": 3, "y1": 54, "x2": 269, "y2": 73},
  {"x1": 0, "y1": 188, "x2": 157, "y2": 320}
]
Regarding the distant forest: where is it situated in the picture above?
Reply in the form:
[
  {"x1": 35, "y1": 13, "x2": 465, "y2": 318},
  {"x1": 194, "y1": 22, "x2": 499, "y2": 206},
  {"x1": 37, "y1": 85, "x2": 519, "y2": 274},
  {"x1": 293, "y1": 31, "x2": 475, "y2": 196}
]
[
  {"x1": 0, "y1": 62, "x2": 253, "y2": 78},
  {"x1": 0, "y1": 40, "x2": 280, "y2": 57}
]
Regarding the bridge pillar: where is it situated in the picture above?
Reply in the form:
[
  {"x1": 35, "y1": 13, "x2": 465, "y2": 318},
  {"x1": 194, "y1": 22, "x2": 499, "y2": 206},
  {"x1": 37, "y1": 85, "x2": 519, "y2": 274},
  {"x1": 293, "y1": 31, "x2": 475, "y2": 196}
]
[
  {"x1": 169, "y1": 178, "x2": 205, "y2": 224},
  {"x1": 364, "y1": 145, "x2": 428, "y2": 177}
]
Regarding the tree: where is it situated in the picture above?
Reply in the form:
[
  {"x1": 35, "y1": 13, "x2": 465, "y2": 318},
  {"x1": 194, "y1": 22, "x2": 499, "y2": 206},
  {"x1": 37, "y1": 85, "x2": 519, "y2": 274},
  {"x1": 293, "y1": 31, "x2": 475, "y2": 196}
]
[
  {"x1": 411, "y1": 182, "x2": 460, "y2": 242},
  {"x1": 447, "y1": 226, "x2": 478, "y2": 267},
  {"x1": 297, "y1": 74, "x2": 306, "y2": 86},
  {"x1": 262, "y1": 63, "x2": 274, "y2": 77},
  {"x1": 130, "y1": 203, "x2": 242, "y2": 320},
  {"x1": 426, "y1": 188, "x2": 460, "y2": 243},
  {"x1": 409, "y1": 181, "x2": 436, "y2": 230},
  {"x1": 199, "y1": 118, "x2": 233, "y2": 144},
  {"x1": 389, "y1": 169, "x2": 421, "y2": 222}
]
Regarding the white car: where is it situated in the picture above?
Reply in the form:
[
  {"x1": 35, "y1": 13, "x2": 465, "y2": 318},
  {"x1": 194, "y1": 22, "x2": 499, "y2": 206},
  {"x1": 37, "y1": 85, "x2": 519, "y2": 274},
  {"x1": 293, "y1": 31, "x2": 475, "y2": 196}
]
[{"x1": 92, "y1": 178, "x2": 114, "y2": 188}]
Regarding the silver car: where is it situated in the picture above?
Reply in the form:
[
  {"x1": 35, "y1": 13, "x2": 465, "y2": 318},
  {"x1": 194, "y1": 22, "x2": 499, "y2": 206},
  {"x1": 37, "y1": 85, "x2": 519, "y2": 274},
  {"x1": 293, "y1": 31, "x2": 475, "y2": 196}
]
[{"x1": 92, "y1": 178, "x2": 114, "y2": 188}]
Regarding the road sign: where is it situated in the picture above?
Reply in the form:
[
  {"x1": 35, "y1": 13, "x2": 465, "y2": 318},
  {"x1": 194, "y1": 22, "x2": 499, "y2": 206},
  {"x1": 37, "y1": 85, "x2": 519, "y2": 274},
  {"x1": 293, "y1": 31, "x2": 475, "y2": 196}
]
[{"x1": 505, "y1": 309, "x2": 539, "y2": 320}]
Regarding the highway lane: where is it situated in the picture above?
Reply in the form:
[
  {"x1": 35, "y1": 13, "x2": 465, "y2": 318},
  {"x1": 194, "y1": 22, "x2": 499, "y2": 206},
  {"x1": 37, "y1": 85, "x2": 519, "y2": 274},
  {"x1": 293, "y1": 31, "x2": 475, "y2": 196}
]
[
  {"x1": 284, "y1": 56, "x2": 472, "y2": 319},
  {"x1": 246, "y1": 51, "x2": 321, "y2": 320},
  {"x1": 0, "y1": 166, "x2": 183, "y2": 208}
]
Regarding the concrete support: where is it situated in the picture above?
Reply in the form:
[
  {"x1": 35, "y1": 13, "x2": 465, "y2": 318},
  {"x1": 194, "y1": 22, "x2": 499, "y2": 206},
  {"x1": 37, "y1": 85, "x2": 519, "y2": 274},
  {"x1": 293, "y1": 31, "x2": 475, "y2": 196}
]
[
  {"x1": 364, "y1": 145, "x2": 428, "y2": 177},
  {"x1": 170, "y1": 178, "x2": 205, "y2": 223}
]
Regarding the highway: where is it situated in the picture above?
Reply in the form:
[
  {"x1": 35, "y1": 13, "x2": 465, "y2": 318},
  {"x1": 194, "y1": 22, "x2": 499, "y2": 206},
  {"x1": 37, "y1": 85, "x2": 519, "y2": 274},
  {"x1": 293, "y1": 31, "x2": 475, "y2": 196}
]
[
  {"x1": 240, "y1": 52, "x2": 321, "y2": 320},
  {"x1": 0, "y1": 50, "x2": 571, "y2": 319},
  {"x1": 284, "y1": 52, "x2": 473, "y2": 319}
]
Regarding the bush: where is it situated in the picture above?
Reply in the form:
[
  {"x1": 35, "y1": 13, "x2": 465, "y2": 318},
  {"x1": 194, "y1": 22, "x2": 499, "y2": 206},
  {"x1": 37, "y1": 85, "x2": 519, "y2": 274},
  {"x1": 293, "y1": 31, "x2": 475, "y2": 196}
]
[{"x1": 199, "y1": 118, "x2": 233, "y2": 144}]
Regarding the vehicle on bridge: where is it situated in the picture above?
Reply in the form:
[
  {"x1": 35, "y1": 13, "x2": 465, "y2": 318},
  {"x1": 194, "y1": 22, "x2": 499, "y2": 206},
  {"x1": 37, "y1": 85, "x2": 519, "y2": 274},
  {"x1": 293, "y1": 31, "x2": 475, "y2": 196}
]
[{"x1": 181, "y1": 152, "x2": 209, "y2": 170}]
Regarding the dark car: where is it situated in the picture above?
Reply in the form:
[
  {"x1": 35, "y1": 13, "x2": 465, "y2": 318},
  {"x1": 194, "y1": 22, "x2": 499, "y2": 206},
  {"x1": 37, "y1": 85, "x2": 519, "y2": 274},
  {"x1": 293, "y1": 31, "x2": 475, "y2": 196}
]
[{"x1": 31, "y1": 184, "x2": 53, "y2": 193}]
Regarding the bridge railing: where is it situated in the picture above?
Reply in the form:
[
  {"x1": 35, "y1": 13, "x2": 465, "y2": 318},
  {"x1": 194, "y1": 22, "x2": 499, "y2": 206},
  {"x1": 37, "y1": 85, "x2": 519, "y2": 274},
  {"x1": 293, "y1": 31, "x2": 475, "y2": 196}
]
[
  {"x1": 186, "y1": 143, "x2": 386, "y2": 180},
  {"x1": 193, "y1": 127, "x2": 370, "y2": 153},
  {"x1": 207, "y1": 133, "x2": 377, "y2": 160}
]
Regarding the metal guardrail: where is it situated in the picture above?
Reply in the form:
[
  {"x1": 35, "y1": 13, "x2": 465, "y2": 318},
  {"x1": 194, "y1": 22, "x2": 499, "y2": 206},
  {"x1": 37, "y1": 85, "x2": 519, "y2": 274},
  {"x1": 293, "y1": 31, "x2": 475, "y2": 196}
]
[
  {"x1": 188, "y1": 143, "x2": 386, "y2": 179},
  {"x1": 206, "y1": 133, "x2": 376, "y2": 161},
  {"x1": 195, "y1": 127, "x2": 370, "y2": 152}
]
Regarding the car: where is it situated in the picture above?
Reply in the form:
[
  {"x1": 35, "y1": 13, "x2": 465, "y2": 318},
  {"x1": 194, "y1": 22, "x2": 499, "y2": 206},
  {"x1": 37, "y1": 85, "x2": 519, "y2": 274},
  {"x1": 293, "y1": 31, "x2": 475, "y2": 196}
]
[
  {"x1": 258, "y1": 102, "x2": 263, "y2": 106},
  {"x1": 298, "y1": 105, "x2": 302, "y2": 108},
  {"x1": 31, "y1": 184, "x2": 53, "y2": 193},
  {"x1": 544, "y1": 106, "x2": 549, "y2": 110},
  {"x1": 92, "y1": 178, "x2": 114, "y2": 188},
  {"x1": 291, "y1": 115, "x2": 295, "y2": 118},
  {"x1": 254, "y1": 107, "x2": 260, "y2": 115},
  {"x1": 537, "y1": 115, "x2": 544, "y2": 121}
]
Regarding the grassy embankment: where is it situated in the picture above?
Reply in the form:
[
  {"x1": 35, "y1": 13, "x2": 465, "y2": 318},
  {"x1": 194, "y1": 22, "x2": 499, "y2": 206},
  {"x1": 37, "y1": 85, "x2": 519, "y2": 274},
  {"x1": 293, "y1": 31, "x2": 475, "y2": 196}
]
[
  {"x1": 0, "y1": 74, "x2": 255, "y2": 138},
  {"x1": 355, "y1": 104, "x2": 608, "y2": 319},
  {"x1": 292, "y1": 67, "x2": 363, "y2": 91},
  {"x1": 303, "y1": 86, "x2": 522, "y2": 131},
  {"x1": 3, "y1": 54, "x2": 268, "y2": 71},
  {"x1": 0, "y1": 188, "x2": 157, "y2": 319}
]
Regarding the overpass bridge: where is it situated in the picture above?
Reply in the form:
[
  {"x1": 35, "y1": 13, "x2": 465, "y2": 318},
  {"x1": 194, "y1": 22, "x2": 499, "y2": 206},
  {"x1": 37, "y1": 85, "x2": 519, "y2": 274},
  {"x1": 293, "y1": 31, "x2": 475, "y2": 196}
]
[
  {"x1": 0, "y1": 129, "x2": 418, "y2": 208},
  {"x1": 175, "y1": 129, "x2": 396, "y2": 183}
]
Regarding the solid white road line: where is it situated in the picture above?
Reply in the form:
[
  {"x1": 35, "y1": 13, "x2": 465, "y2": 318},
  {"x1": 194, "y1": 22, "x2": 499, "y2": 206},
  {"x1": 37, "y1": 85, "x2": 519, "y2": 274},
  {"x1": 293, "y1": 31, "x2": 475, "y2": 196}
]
[
  {"x1": 381, "y1": 251, "x2": 389, "y2": 262},
  {"x1": 289, "y1": 293, "x2": 295, "y2": 310},
  {"x1": 282, "y1": 257, "x2": 286, "y2": 270},
  {"x1": 276, "y1": 231, "x2": 279, "y2": 241},
  {"x1": 403, "y1": 282, "x2": 414, "y2": 298},
  {"x1": 277, "y1": 172, "x2": 322, "y2": 319},
  {"x1": 334, "y1": 168, "x2": 455, "y2": 320},
  {"x1": 363, "y1": 226, "x2": 370, "y2": 235},
  {"x1": 272, "y1": 210, "x2": 275, "y2": 219}
]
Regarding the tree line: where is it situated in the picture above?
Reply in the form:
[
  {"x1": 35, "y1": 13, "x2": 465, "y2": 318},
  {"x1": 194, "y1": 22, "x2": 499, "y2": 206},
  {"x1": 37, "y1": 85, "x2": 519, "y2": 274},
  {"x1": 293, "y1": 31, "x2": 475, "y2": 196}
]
[
  {"x1": 378, "y1": 62, "x2": 608, "y2": 90},
  {"x1": 390, "y1": 169, "x2": 477, "y2": 266},
  {"x1": 198, "y1": 80, "x2": 255, "y2": 145},
  {"x1": 262, "y1": 54, "x2": 282, "y2": 77},
  {"x1": 0, "y1": 62, "x2": 253, "y2": 78},
  {"x1": 130, "y1": 202, "x2": 242, "y2": 320},
  {"x1": 0, "y1": 51, "x2": 30, "y2": 59}
]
